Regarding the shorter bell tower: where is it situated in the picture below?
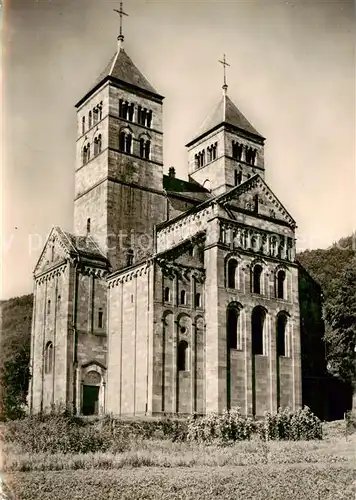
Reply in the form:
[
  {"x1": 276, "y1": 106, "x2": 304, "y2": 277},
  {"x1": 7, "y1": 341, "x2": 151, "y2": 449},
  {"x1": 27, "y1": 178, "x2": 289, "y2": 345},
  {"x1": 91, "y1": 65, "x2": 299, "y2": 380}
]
[{"x1": 186, "y1": 55, "x2": 265, "y2": 195}]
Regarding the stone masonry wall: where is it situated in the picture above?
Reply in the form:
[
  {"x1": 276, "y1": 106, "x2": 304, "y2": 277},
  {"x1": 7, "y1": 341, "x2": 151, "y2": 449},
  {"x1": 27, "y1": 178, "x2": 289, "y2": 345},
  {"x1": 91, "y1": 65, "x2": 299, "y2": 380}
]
[{"x1": 106, "y1": 264, "x2": 152, "y2": 415}]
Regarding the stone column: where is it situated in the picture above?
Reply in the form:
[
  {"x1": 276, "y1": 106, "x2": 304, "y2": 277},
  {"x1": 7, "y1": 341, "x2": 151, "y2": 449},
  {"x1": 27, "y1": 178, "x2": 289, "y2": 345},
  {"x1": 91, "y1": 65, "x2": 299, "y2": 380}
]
[
  {"x1": 269, "y1": 314, "x2": 278, "y2": 413},
  {"x1": 100, "y1": 381, "x2": 106, "y2": 415},
  {"x1": 191, "y1": 323, "x2": 196, "y2": 413},
  {"x1": 76, "y1": 367, "x2": 81, "y2": 415},
  {"x1": 172, "y1": 320, "x2": 178, "y2": 414},
  {"x1": 244, "y1": 306, "x2": 252, "y2": 416}
]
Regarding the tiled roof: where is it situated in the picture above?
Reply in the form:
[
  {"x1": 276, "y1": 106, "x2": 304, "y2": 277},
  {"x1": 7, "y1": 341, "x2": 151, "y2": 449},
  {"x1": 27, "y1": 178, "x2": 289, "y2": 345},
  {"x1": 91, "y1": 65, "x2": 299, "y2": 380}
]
[
  {"x1": 61, "y1": 231, "x2": 108, "y2": 262},
  {"x1": 187, "y1": 94, "x2": 264, "y2": 146},
  {"x1": 163, "y1": 174, "x2": 211, "y2": 203},
  {"x1": 77, "y1": 47, "x2": 161, "y2": 106}
]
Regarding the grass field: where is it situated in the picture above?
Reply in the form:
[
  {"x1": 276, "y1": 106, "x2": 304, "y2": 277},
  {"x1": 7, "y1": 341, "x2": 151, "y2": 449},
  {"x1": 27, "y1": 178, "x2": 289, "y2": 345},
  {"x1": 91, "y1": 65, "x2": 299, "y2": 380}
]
[
  {"x1": 2, "y1": 420, "x2": 356, "y2": 500},
  {"x1": 4, "y1": 463, "x2": 356, "y2": 500}
]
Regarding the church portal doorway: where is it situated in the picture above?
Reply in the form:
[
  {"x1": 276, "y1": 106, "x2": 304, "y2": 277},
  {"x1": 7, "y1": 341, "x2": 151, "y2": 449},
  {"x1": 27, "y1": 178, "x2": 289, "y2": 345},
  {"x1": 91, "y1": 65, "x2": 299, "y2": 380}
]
[
  {"x1": 82, "y1": 385, "x2": 99, "y2": 415},
  {"x1": 82, "y1": 370, "x2": 101, "y2": 416}
]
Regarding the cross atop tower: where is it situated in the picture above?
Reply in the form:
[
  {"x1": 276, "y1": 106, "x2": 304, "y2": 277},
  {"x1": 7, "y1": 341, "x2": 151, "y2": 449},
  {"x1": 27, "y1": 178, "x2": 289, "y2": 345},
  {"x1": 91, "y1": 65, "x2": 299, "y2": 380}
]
[
  {"x1": 114, "y1": 2, "x2": 129, "y2": 44},
  {"x1": 218, "y1": 54, "x2": 230, "y2": 94}
]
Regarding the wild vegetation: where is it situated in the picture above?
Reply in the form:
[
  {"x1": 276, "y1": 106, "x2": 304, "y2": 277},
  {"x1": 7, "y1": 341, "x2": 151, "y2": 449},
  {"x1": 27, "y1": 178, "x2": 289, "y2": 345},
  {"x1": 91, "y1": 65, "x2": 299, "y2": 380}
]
[
  {"x1": 299, "y1": 235, "x2": 356, "y2": 407},
  {"x1": 2, "y1": 412, "x2": 355, "y2": 499},
  {"x1": 0, "y1": 294, "x2": 32, "y2": 420}
]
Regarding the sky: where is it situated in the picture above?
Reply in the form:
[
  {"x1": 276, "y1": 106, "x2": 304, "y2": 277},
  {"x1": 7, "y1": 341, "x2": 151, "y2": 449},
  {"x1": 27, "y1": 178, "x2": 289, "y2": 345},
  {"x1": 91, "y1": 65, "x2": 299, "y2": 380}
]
[{"x1": 1, "y1": 0, "x2": 355, "y2": 299}]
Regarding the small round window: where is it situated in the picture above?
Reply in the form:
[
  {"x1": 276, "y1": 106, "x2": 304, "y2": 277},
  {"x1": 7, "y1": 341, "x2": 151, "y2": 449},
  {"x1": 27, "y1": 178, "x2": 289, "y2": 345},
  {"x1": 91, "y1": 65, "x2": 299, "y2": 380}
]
[{"x1": 180, "y1": 326, "x2": 186, "y2": 334}]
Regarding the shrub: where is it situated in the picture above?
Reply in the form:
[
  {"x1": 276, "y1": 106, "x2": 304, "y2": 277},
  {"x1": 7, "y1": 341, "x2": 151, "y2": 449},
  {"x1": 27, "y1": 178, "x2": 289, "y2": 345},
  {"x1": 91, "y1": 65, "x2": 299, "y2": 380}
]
[
  {"x1": 187, "y1": 407, "x2": 255, "y2": 444},
  {"x1": 345, "y1": 410, "x2": 356, "y2": 435},
  {"x1": 257, "y1": 407, "x2": 322, "y2": 441},
  {"x1": 4, "y1": 411, "x2": 189, "y2": 454}
]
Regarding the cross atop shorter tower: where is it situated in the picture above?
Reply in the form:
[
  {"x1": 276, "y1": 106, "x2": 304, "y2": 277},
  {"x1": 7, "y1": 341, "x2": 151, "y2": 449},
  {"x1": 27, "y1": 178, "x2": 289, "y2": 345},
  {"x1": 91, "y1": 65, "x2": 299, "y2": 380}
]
[
  {"x1": 219, "y1": 54, "x2": 230, "y2": 93},
  {"x1": 114, "y1": 2, "x2": 129, "y2": 43}
]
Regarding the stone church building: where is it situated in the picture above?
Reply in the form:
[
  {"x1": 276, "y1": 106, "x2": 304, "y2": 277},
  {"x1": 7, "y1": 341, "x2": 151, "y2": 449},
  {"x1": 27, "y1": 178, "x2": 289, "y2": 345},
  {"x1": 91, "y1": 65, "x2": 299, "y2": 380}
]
[{"x1": 29, "y1": 25, "x2": 325, "y2": 418}]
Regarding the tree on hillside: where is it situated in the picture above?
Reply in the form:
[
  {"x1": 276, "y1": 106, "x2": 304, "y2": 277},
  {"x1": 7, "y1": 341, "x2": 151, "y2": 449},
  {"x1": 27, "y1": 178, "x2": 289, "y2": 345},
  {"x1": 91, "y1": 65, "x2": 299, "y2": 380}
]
[
  {"x1": 0, "y1": 294, "x2": 33, "y2": 420},
  {"x1": 297, "y1": 234, "x2": 355, "y2": 298},
  {"x1": 323, "y1": 259, "x2": 356, "y2": 409}
]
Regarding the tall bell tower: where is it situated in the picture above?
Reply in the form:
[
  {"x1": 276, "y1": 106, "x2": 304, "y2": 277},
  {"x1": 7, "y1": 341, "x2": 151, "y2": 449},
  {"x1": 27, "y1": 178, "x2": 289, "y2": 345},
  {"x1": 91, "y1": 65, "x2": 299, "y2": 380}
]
[{"x1": 74, "y1": 4, "x2": 166, "y2": 270}]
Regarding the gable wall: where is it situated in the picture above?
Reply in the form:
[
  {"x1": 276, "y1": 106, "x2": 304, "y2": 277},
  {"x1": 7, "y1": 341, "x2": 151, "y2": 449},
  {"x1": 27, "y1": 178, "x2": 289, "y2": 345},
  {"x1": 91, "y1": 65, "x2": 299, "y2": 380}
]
[
  {"x1": 203, "y1": 213, "x2": 301, "y2": 416},
  {"x1": 31, "y1": 265, "x2": 71, "y2": 413}
]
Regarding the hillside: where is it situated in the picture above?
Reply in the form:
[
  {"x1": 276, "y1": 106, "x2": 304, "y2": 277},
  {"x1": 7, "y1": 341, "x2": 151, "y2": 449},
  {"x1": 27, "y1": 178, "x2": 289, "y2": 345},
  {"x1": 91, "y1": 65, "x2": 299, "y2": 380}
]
[
  {"x1": 297, "y1": 234, "x2": 355, "y2": 298},
  {"x1": 0, "y1": 294, "x2": 33, "y2": 419}
]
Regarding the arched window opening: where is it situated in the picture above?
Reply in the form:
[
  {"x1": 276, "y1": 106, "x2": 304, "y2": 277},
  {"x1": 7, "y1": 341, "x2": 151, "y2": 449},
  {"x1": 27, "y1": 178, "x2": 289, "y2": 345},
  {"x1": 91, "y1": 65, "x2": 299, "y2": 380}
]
[
  {"x1": 82, "y1": 116, "x2": 85, "y2": 135},
  {"x1": 277, "y1": 270, "x2": 286, "y2": 299},
  {"x1": 195, "y1": 293, "x2": 201, "y2": 308},
  {"x1": 99, "y1": 102, "x2": 103, "y2": 120},
  {"x1": 164, "y1": 287, "x2": 170, "y2": 302},
  {"x1": 47, "y1": 299, "x2": 51, "y2": 315},
  {"x1": 234, "y1": 170, "x2": 242, "y2": 186},
  {"x1": 119, "y1": 100, "x2": 128, "y2": 120},
  {"x1": 180, "y1": 290, "x2": 186, "y2": 305},
  {"x1": 126, "y1": 249, "x2": 134, "y2": 267},
  {"x1": 212, "y1": 142, "x2": 217, "y2": 160},
  {"x1": 125, "y1": 134, "x2": 132, "y2": 154},
  {"x1": 144, "y1": 140, "x2": 150, "y2": 159},
  {"x1": 178, "y1": 340, "x2": 188, "y2": 371},
  {"x1": 251, "y1": 149, "x2": 257, "y2": 165},
  {"x1": 232, "y1": 140, "x2": 243, "y2": 160},
  {"x1": 227, "y1": 259, "x2": 238, "y2": 289},
  {"x1": 93, "y1": 107, "x2": 99, "y2": 124},
  {"x1": 253, "y1": 264, "x2": 263, "y2": 294},
  {"x1": 119, "y1": 131, "x2": 126, "y2": 151},
  {"x1": 147, "y1": 110, "x2": 152, "y2": 128},
  {"x1": 44, "y1": 341, "x2": 53, "y2": 374},
  {"x1": 252, "y1": 307, "x2": 265, "y2": 355},
  {"x1": 277, "y1": 313, "x2": 287, "y2": 356},
  {"x1": 94, "y1": 135, "x2": 102, "y2": 155},
  {"x1": 139, "y1": 138, "x2": 145, "y2": 157},
  {"x1": 83, "y1": 144, "x2": 90, "y2": 164},
  {"x1": 253, "y1": 194, "x2": 259, "y2": 213},
  {"x1": 119, "y1": 131, "x2": 132, "y2": 154},
  {"x1": 98, "y1": 308, "x2": 103, "y2": 329},
  {"x1": 227, "y1": 307, "x2": 239, "y2": 349},
  {"x1": 51, "y1": 244, "x2": 55, "y2": 262},
  {"x1": 140, "y1": 138, "x2": 150, "y2": 159},
  {"x1": 86, "y1": 218, "x2": 91, "y2": 234},
  {"x1": 137, "y1": 106, "x2": 143, "y2": 125},
  {"x1": 128, "y1": 103, "x2": 134, "y2": 122},
  {"x1": 88, "y1": 111, "x2": 92, "y2": 128}
]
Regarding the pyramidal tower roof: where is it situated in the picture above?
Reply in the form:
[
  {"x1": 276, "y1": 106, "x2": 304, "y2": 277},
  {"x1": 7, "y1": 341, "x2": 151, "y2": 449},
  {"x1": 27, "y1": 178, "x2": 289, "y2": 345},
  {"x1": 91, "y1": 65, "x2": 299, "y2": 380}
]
[
  {"x1": 187, "y1": 53, "x2": 264, "y2": 146},
  {"x1": 76, "y1": 4, "x2": 162, "y2": 108},
  {"x1": 97, "y1": 46, "x2": 160, "y2": 96},
  {"x1": 186, "y1": 92, "x2": 264, "y2": 147}
]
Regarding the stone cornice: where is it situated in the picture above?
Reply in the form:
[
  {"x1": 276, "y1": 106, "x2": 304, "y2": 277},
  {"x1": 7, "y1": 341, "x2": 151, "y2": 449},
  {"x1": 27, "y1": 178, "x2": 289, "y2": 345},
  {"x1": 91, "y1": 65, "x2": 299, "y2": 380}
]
[
  {"x1": 35, "y1": 262, "x2": 67, "y2": 284},
  {"x1": 108, "y1": 261, "x2": 152, "y2": 288},
  {"x1": 156, "y1": 259, "x2": 206, "y2": 283}
]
